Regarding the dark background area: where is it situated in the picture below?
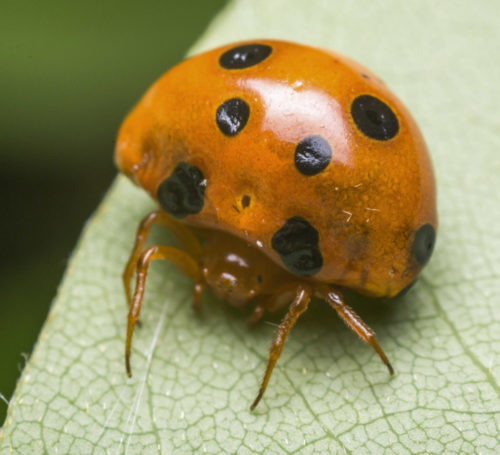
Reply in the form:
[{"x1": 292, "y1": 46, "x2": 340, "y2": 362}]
[{"x1": 0, "y1": 0, "x2": 227, "y2": 425}]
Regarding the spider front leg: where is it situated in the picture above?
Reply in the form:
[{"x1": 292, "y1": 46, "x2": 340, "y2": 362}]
[
  {"x1": 251, "y1": 283, "x2": 313, "y2": 410},
  {"x1": 317, "y1": 285, "x2": 394, "y2": 375},
  {"x1": 125, "y1": 244, "x2": 202, "y2": 377},
  {"x1": 123, "y1": 210, "x2": 202, "y2": 307}
]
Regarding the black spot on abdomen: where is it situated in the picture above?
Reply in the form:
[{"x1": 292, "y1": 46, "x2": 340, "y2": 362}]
[
  {"x1": 294, "y1": 135, "x2": 332, "y2": 176},
  {"x1": 271, "y1": 217, "x2": 323, "y2": 276},
  {"x1": 216, "y1": 98, "x2": 250, "y2": 136},
  {"x1": 219, "y1": 43, "x2": 272, "y2": 69},
  {"x1": 412, "y1": 223, "x2": 436, "y2": 266},
  {"x1": 157, "y1": 162, "x2": 206, "y2": 218},
  {"x1": 351, "y1": 94, "x2": 399, "y2": 140},
  {"x1": 241, "y1": 194, "x2": 251, "y2": 208}
]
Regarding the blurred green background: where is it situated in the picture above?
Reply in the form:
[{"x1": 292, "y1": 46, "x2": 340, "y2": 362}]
[{"x1": 0, "y1": 0, "x2": 227, "y2": 425}]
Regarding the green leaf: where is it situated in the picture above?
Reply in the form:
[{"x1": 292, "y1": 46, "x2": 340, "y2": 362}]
[{"x1": 2, "y1": 0, "x2": 499, "y2": 453}]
